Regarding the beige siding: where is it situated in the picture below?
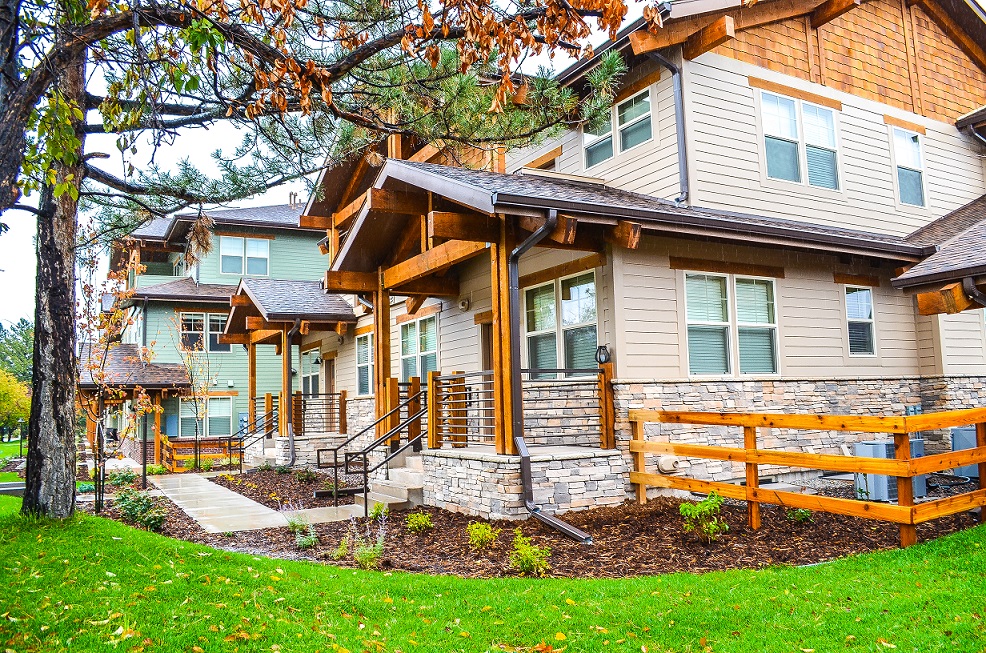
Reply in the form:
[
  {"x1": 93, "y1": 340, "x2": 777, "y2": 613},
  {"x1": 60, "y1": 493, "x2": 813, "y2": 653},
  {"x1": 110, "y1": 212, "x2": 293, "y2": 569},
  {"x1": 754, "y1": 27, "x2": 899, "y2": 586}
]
[
  {"x1": 914, "y1": 313, "x2": 942, "y2": 375},
  {"x1": 940, "y1": 310, "x2": 986, "y2": 374}
]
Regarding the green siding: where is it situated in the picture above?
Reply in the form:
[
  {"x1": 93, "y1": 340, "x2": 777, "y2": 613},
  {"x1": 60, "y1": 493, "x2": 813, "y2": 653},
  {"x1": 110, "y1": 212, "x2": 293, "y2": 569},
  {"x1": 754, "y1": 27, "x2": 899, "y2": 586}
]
[{"x1": 196, "y1": 228, "x2": 326, "y2": 285}]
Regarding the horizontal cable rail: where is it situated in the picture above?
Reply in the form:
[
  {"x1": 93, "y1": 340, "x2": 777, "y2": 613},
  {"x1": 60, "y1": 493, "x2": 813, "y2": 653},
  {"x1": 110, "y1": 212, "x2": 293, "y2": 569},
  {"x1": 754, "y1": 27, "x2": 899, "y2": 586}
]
[{"x1": 295, "y1": 392, "x2": 345, "y2": 435}]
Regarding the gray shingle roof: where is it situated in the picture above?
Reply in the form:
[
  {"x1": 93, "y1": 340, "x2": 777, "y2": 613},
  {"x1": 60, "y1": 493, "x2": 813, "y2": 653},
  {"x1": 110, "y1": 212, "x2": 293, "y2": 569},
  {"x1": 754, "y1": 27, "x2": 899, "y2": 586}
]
[
  {"x1": 906, "y1": 194, "x2": 986, "y2": 246},
  {"x1": 894, "y1": 218, "x2": 986, "y2": 288},
  {"x1": 131, "y1": 216, "x2": 173, "y2": 240},
  {"x1": 241, "y1": 278, "x2": 356, "y2": 322},
  {"x1": 78, "y1": 343, "x2": 191, "y2": 389},
  {"x1": 133, "y1": 277, "x2": 236, "y2": 303},
  {"x1": 175, "y1": 204, "x2": 307, "y2": 229}
]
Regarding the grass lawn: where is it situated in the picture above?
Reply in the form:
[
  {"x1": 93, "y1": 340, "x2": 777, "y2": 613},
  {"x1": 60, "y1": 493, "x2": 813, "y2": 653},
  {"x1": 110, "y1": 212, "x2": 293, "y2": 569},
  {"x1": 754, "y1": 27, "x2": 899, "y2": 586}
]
[
  {"x1": 0, "y1": 471, "x2": 20, "y2": 482},
  {"x1": 0, "y1": 439, "x2": 24, "y2": 459},
  {"x1": 0, "y1": 496, "x2": 984, "y2": 652}
]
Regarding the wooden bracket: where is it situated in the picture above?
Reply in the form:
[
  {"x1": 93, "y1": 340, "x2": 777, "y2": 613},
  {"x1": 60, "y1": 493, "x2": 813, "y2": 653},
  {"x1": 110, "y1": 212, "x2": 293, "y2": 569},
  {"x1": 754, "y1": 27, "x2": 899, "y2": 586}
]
[
  {"x1": 683, "y1": 16, "x2": 735, "y2": 60},
  {"x1": 428, "y1": 211, "x2": 500, "y2": 243},
  {"x1": 230, "y1": 294, "x2": 252, "y2": 307},
  {"x1": 916, "y1": 282, "x2": 978, "y2": 315},
  {"x1": 810, "y1": 0, "x2": 861, "y2": 28},
  {"x1": 605, "y1": 221, "x2": 642, "y2": 250}
]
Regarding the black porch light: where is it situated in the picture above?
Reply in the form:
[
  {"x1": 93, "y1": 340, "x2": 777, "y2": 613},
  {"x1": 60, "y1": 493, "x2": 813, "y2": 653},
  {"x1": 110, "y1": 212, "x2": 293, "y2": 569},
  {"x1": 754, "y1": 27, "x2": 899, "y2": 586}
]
[{"x1": 595, "y1": 345, "x2": 611, "y2": 365}]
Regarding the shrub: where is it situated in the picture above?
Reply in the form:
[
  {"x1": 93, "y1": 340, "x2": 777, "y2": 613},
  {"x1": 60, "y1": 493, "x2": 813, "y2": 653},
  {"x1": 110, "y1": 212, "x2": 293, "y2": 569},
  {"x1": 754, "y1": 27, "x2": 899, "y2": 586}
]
[
  {"x1": 786, "y1": 508, "x2": 814, "y2": 524},
  {"x1": 679, "y1": 491, "x2": 729, "y2": 544},
  {"x1": 76, "y1": 482, "x2": 95, "y2": 493},
  {"x1": 405, "y1": 512, "x2": 433, "y2": 534},
  {"x1": 145, "y1": 464, "x2": 167, "y2": 476},
  {"x1": 321, "y1": 480, "x2": 337, "y2": 496},
  {"x1": 115, "y1": 488, "x2": 167, "y2": 532},
  {"x1": 330, "y1": 536, "x2": 349, "y2": 561},
  {"x1": 295, "y1": 468, "x2": 317, "y2": 483},
  {"x1": 296, "y1": 524, "x2": 319, "y2": 550},
  {"x1": 368, "y1": 502, "x2": 389, "y2": 521},
  {"x1": 467, "y1": 521, "x2": 500, "y2": 549},
  {"x1": 199, "y1": 459, "x2": 213, "y2": 472},
  {"x1": 508, "y1": 529, "x2": 550, "y2": 577},
  {"x1": 257, "y1": 461, "x2": 273, "y2": 472},
  {"x1": 107, "y1": 469, "x2": 138, "y2": 487},
  {"x1": 285, "y1": 514, "x2": 308, "y2": 535},
  {"x1": 332, "y1": 516, "x2": 386, "y2": 570},
  {"x1": 274, "y1": 464, "x2": 292, "y2": 475}
]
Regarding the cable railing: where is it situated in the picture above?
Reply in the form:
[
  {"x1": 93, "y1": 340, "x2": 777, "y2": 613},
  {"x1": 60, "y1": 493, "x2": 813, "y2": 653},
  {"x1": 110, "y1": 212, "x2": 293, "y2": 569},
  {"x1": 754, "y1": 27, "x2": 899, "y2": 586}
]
[
  {"x1": 222, "y1": 409, "x2": 279, "y2": 473},
  {"x1": 294, "y1": 392, "x2": 347, "y2": 435}
]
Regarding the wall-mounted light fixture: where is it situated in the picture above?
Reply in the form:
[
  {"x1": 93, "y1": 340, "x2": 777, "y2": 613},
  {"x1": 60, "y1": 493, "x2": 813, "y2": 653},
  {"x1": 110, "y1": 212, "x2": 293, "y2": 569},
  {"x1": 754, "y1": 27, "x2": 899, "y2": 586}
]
[{"x1": 595, "y1": 345, "x2": 611, "y2": 365}]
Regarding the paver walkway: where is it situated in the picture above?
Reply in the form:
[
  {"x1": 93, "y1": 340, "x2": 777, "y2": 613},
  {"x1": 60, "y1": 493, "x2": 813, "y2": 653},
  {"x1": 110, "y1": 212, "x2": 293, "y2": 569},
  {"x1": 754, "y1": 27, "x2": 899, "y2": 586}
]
[{"x1": 150, "y1": 474, "x2": 361, "y2": 533}]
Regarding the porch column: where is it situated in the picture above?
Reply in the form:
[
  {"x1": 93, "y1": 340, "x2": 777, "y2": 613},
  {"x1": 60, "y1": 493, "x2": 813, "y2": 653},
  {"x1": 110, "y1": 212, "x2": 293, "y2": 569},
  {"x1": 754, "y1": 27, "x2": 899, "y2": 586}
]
[
  {"x1": 247, "y1": 342, "x2": 257, "y2": 426},
  {"x1": 153, "y1": 392, "x2": 162, "y2": 465},
  {"x1": 373, "y1": 266, "x2": 392, "y2": 435},
  {"x1": 281, "y1": 328, "x2": 291, "y2": 437},
  {"x1": 490, "y1": 219, "x2": 516, "y2": 455}
]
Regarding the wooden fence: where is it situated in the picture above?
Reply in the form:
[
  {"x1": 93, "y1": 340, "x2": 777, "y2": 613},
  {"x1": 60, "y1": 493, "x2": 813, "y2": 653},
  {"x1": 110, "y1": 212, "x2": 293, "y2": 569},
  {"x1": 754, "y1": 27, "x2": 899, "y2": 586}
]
[
  {"x1": 160, "y1": 435, "x2": 241, "y2": 472},
  {"x1": 629, "y1": 407, "x2": 986, "y2": 547}
]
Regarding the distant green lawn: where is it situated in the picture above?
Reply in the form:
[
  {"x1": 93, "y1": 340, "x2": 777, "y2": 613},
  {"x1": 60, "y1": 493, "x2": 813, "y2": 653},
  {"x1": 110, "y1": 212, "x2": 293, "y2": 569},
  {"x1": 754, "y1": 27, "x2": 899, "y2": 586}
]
[
  {"x1": 0, "y1": 471, "x2": 20, "y2": 483},
  {"x1": 0, "y1": 439, "x2": 23, "y2": 459},
  {"x1": 0, "y1": 495, "x2": 984, "y2": 652}
]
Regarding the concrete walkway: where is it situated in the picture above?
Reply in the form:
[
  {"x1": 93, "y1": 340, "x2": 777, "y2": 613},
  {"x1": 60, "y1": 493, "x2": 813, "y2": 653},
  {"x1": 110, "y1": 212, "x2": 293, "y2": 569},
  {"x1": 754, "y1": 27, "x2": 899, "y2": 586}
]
[{"x1": 150, "y1": 474, "x2": 361, "y2": 533}]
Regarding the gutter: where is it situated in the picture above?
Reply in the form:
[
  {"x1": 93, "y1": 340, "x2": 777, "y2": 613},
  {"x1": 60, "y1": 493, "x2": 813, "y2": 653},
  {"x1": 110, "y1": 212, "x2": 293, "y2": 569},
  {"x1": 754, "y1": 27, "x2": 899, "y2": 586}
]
[
  {"x1": 508, "y1": 209, "x2": 593, "y2": 545},
  {"x1": 285, "y1": 319, "x2": 302, "y2": 466},
  {"x1": 648, "y1": 51, "x2": 688, "y2": 205},
  {"x1": 963, "y1": 277, "x2": 986, "y2": 307}
]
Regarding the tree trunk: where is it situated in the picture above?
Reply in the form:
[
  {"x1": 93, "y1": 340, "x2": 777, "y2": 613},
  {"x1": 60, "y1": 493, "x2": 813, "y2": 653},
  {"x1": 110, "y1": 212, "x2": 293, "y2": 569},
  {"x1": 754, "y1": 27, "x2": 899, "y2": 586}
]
[
  {"x1": 21, "y1": 50, "x2": 85, "y2": 519},
  {"x1": 0, "y1": 0, "x2": 23, "y2": 213}
]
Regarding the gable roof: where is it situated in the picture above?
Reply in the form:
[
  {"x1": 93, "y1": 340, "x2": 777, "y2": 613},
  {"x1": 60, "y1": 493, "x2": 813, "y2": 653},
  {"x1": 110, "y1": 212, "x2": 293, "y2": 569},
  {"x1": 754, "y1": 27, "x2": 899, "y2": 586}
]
[
  {"x1": 893, "y1": 215, "x2": 986, "y2": 289},
  {"x1": 905, "y1": 194, "x2": 986, "y2": 247},
  {"x1": 78, "y1": 343, "x2": 191, "y2": 390},
  {"x1": 132, "y1": 277, "x2": 236, "y2": 304},
  {"x1": 334, "y1": 160, "x2": 930, "y2": 272},
  {"x1": 238, "y1": 279, "x2": 357, "y2": 322},
  {"x1": 129, "y1": 203, "x2": 320, "y2": 247}
]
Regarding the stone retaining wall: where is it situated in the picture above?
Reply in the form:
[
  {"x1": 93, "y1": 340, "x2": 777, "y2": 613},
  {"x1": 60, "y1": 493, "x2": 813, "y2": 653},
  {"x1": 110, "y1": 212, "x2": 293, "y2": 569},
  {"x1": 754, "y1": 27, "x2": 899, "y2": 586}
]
[{"x1": 273, "y1": 434, "x2": 349, "y2": 467}]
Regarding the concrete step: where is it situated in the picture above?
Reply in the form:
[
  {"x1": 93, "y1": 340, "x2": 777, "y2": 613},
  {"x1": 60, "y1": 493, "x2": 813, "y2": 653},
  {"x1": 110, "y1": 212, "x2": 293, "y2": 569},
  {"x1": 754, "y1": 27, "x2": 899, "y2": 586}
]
[
  {"x1": 371, "y1": 479, "x2": 424, "y2": 504},
  {"x1": 389, "y1": 467, "x2": 424, "y2": 487},
  {"x1": 354, "y1": 491, "x2": 413, "y2": 511},
  {"x1": 404, "y1": 455, "x2": 424, "y2": 471}
]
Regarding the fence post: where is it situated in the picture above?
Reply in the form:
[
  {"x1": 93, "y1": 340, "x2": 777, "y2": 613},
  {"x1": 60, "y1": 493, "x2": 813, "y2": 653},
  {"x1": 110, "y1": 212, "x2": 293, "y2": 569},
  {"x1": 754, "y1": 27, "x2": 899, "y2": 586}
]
[
  {"x1": 451, "y1": 371, "x2": 466, "y2": 448},
  {"x1": 598, "y1": 362, "x2": 616, "y2": 449},
  {"x1": 427, "y1": 371, "x2": 441, "y2": 449},
  {"x1": 894, "y1": 431, "x2": 917, "y2": 547},
  {"x1": 408, "y1": 377, "x2": 422, "y2": 451},
  {"x1": 338, "y1": 390, "x2": 348, "y2": 435},
  {"x1": 293, "y1": 390, "x2": 304, "y2": 437},
  {"x1": 744, "y1": 425, "x2": 761, "y2": 530},
  {"x1": 631, "y1": 416, "x2": 647, "y2": 504},
  {"x1": 977, "y1": 422, "x2": 986, "y2": 524},
  {"x1": 387, "y1": 377, "x2": 400, "y2": 450}
]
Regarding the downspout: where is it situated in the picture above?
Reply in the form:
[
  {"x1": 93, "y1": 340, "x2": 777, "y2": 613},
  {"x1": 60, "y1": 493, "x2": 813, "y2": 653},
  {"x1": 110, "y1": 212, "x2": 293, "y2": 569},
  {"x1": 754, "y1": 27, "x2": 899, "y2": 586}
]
[
  {"x1": 966, "y1": 126, "x2": 986, "y2": 150},
  {"x1": 648, "y1": 51, "x2": 688, "y2": 206},
  {"x1": 285, "y1": 319, "x2": 302, "y2": 466},
  {"x1": 508, "y1": 209, "x2": 593, "y2": 545},
  {"x1": 962, "y1": 277, "x2": 986, "y2": 307}
]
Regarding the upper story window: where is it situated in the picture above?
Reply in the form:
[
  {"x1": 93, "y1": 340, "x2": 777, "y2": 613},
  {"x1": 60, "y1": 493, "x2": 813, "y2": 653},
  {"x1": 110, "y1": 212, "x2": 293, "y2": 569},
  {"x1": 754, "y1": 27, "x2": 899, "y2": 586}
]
[
  {"x1": 892, "y1": 128, "x2": 925, "y2": 207},
  {"x1": 220, "y1": 236, "x2": 270, "y2": 276},
  {"x1": 356, "y1": 333, "x2": 373, "y2": 396},
  {"x1": 845, "y1": 286, "x2": 876, "y2": 356},
  {"x1": 584, "y1": 90, "x2": 653, "y2": 169},
  {"x1": 400, "y1": 315, "x2": 438, "y2": 382},
  {"x1": 761, "y1": 91, "x2": 839, "y2": 190},
  {"x1": 180, "y1": 312, "x2": 229, "y2": 353},
  {"x1": 685, "y1": 273, "x2": 777, "y2": 376},
  {"x1": 524, "y1": 271, "x2": 597, "y2": 377}
]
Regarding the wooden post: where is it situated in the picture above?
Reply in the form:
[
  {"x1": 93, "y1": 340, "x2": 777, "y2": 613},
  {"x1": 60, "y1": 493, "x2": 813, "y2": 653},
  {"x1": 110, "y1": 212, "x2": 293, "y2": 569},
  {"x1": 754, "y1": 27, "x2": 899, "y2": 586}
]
[
  {"x1": 247, "y1": 342, "x2": 257, "y2": 426},
  {"x1": 744, "y1": 425, "x2": 761, "y2": 530},
  {"x1": 408, "y1": 377, "x2": 421, "y2": 450},
  {"x1": 293, "y1": 390, "x2": 304, "y2": 437},
  {"x1": 977, "y1": 422, "x2": 986, "y2": 524},
  {"x1": 427, "y1": 370, "x2": 441, "y2": 449},
  {"x1": 894, "y1": 431, "x2": 917, "y2": 547},
  {"x1": 281, "y1": 327, "x2": 291, "y2": 437},
  {"x1": 450, "y1": 371, "x2": 467, "y2": 447},
  {"x1": 387, "y1": 377, "x2": 400, "y2": 448},
  {"x1": 598, "y1": 362, "x2": 616, "y2": 449},
  {"x1": 490, "y1": 223, "x2": 516, "y2": 454},
  {"x1": 632, "y1": 418, "x2": 647, "y2": 504},
  {"x1": 373, "y1": 268, "x2": 391, "y2": 437},
  {"x1": 153, "y1": 393, "x2": 162, "y2": 465},
  {"x1": 338, "y1": 390, "x2": 348, "y2": 434}
]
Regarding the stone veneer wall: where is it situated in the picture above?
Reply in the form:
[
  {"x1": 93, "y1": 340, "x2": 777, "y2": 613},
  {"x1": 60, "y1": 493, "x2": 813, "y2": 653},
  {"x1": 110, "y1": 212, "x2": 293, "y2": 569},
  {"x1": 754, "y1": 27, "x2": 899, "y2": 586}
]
[
  {"x1": 422, "y1": 447, "x2": 628, "y2": 519},
  {"x1": 273, "y1": 434, "x2": 349, "y2": 467}
]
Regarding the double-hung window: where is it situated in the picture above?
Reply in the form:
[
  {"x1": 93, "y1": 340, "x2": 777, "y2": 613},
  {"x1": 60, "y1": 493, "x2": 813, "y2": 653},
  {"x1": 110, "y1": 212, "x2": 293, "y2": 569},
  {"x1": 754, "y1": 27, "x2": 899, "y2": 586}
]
[
  {"x1": 301, "y1": 350, "x2": 320, "y2": 395},
  {"x1": 762, "y1": 91, "x2": 839, "y2": 190},
  {"x1": 220, "y1": 236, "x2": 270, "y2": 276},
  {"x1": 400, "y1": 315, "x2": 438, "y2": 382},
  {"x1": 208, "y1": 314, "x2": 230, "y2": 352},
  {"x1": 179, "y1": 397, "x2": 232, "y2": 438},
  {"x1": 356, "y1": 334, "x2": 373, "y2": 396},
  {"x1": 685, "y1": 273, "x2": 778, "y2": 375},
  {"x1": 181, "y1": 312, "x2": 229, "y2": 353},
  {"x1": 892, "y1": 128, "x2": 925, "y2": 207},
  {"x1": 524, "y1": 272, "x2": 598, "y2": 377},
  {"x1": 584, "y1": 90, "x2": 653, "y2": 168},
  {"x1": 845, "y1": 286, "x2": 876, "y2": 356}
]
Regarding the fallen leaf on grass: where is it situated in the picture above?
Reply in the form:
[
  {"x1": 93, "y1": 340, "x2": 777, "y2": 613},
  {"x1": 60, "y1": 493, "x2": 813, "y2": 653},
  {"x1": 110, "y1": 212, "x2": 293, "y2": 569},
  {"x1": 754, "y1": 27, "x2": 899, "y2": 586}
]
[{"x1": 877, "y1": 639, "x2": 896, "y2": 649}]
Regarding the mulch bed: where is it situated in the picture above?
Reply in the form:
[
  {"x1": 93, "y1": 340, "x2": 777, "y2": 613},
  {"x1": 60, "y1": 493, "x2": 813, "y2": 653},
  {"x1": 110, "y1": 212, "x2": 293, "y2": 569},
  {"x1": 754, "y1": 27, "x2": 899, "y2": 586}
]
[
  {"x1": 209, "y1": 468, "x2": 362, "y2": 509},
  {"x1": 84, "y1": 472, "x2": 981, "y2": 579}
]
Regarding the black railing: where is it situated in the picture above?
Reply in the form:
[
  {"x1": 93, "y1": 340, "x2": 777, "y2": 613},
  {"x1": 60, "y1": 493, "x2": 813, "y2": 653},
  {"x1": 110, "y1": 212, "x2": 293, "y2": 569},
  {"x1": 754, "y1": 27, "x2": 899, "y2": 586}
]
[
  {"x1": 223, "y1": 409, "x2": 279, "y2": 473},
  {"x1": 296, "y1": 392, "x2": 346, "y2": 434}
]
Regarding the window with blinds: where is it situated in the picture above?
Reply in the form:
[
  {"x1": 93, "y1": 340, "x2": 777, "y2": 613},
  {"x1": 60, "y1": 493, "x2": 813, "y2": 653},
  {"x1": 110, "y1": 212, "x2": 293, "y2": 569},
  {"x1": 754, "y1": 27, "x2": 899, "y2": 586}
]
[
  {"x1": 845, "y1": 286, "x2": 876, "y2": 355},
  {"x1": 893, "y1": 128, "x2": 925, "y2": 207},
  {"x1": 762, "y1": 91, "x2": 839, "y2": 191},
  {"x1": 685, "y1": 273, "x2": 778, "y2": 376},
  {"x1": 220, "y1": 236, "x2": 270, "y2": 276},
  {"x1": 583, "y1": 90, "x2": 653, "y2": 169},
  {"x1": 400, "y1": 315, "x2": 438, "y2": 382},
  {"x1": 524, "y1": 272, "x2": 597, "y2": 377},
  {"x1": 356, "y1": 334, "x2": 373, "y2": 396}
]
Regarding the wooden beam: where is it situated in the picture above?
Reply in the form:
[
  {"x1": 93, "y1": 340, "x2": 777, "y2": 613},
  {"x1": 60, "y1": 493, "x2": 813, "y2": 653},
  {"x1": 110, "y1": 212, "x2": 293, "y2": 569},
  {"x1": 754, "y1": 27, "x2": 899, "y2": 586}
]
[
  {"x1": 333, "y1": 188, "x2": 431, "y2": 230},
  {"x1": 386, "y1": 218, "x2": 425, "y2": 267},
  {"x1": 632, "y1": 408, "x2": 909, "y2": 434},
  {"x1": 299, "y1": 321, "x2": 311, "y2": 336},
  {"x1": 629, "y1": 0, "x2": 822, "y2": 55},
  {"x1": 383, "y1": 240, "x2": 487, "y2": 289},
  {"x1": 810, "y1": 0, "x2": 860, "y2": 28},
  {"x1": 335, "y1": 322, "x2": 348, "y2": 335},
  {"x1": 670, "y1": 256, "x2": 785, "y2": 279},
  {"x1": 394, "y1": 276, "x2": 460, "y2": 297},
  {"x1": 249, "y1": 329, "x2": 282, "y2": 345},
  {"x1": 834, "y1": 272, "x2": 881, "y2": 287},
  {"x1": 916, "y1": 282, "x2": 977, "y2": 316},
  {"x1": 217, "y1": 333, "x2": 250, "y2": 345},
  {"x1": 682, "y1": 16, "x2": 735, "y2": 60},
  {"x1": 428, "y1": 211, "x2": 500, "y2": 243},
  {"x1": 373, "y1": 271, "x2": 391, "y2": 432},
  {"x1": 909, "y1": 0, "x2": 986, "y2": 73},
  {"x1": 409, "y1": 143, "x2": 440, "y2": 162},
  {"x1": 335, "y1": 155, "x2": 370, "y2": 213},
  {"x1": 230, "y1": 294, "x2": 252, "y2": 307},
  {"x1": 522, "y1": 146, "x2": 563, "y2": 170},
  {"x1": 748, "y1": 77, "x2": 842, "y2": 111},
  {"x1": 518, "y1": 253, "x2": 606, "y2": 289},
  {"x1": 245, "y1": 315, "x2": 280, "y2": 331},
  {"x1": 281, "y1": 328, "x2": 291, "y2": 437},
  {"x1": 299, "y1": 214, "x2": 333, "y2": 229},
  {"x1": 247, "y1": 343, "x2": 257, "y2": 427},
  {"x1": 605, "y1": 220, "x2": 642, "y2": 250},
  {"x1": 405, "y1": 296, "x2": 427, "y2": 316},
  {"x1": 324, "y1": 270, "x2": 377, "y2": 293},
  {"x1": 518, "y1": 214, "x2": 577, "y2": 245}
]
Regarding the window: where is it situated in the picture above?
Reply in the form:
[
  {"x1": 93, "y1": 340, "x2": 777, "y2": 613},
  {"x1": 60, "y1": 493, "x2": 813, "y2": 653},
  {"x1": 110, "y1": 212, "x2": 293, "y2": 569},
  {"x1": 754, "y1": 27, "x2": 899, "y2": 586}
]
[
  {"x1": 181, "y1": 312, "x2": 229, "y2": 353},
  {"x1": 584, "y1": 90, "x2": 652, "y2": 168},
  {"x1": 219, "y1": 236, "x2": 270, "y2": 276},
  {"x1": 685, "y1": 273, "x2": 777, "y2": 375},
  {"x1": 400, "y1": 315, "x2": 438, "y2": 381},
  {"x1": 206, "y1": 397, "x2": 232, "y2": 437},
  {"x1": 524, "y1": 272, "x2": 597, "y2": 377},
  {"x1": 179, "y1": 397, "x2": 232, "y2": 438},
  {"x1": 761, "y1": 91, "x2": 839, "y2": 190},
  {"x1": 356, "y1": 334, "x2": 373, "y2": 396},
  {"x1": 893, "y1": 128, "x2": 925, "y2": 207},
  {"x1": 301, "y1": 350, "x2": 320, "y2": 395},
  {"x1": 846, "y1": 286, "x2": 876, "y2": 356}
]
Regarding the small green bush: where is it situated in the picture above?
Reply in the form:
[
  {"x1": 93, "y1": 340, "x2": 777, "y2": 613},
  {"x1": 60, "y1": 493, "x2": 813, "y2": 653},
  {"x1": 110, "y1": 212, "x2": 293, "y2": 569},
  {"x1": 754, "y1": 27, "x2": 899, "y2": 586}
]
[
  {"x1": 274, "y1": 464, "x2": 291, "y2": 475},
  {"x1": 76, "y1": 482, "x2": 95, "y2": 493},
  {"x1": 285, "y1": 515, "x2": 308, "y2": 535},
  {"x1": 679, "y1": 491, "x2": 729, "y2": 544},
  {"x1": 508, "y1": 529, "x2": 550, "y2": 577},
  {"x1": 353, "y1": 540, "x2": 384, "y2": 570},
  {"x1": 295, "y1": 468, "x2": 317, "y2": 483},
  {"x1": 368, "y1": 502, "x2": 389, "y2": 521},
  {"x1": 786, "y1": 508, "x2": 814, "y2": 523},
  {"x1": 330, "y1": 536, "x2": 349, "y2": 561},
  {"x1": 145, "y1": 464, "x2": 167, "y2": 476},
  {"x1": 199, "y1": 459, "x2": 213, "y2": 472},
  {"x1": 295, "y1": 524, "x2": 319, "y2": 550},
  {"x1": 115, "y1": 488, "x2": 167, "y2": 532},
  {"x1": 257, "y1": 461, "x2": 273, "y2": 472},
  {"x1": 107, "y1": 469, "x2": 138, "y2": 487},
  {"x1": 405, "y1": 512, "x2": 433, "y2": 534},
  {"x1": 466, "y1": 521, "x2": 500, "y2": 549}
]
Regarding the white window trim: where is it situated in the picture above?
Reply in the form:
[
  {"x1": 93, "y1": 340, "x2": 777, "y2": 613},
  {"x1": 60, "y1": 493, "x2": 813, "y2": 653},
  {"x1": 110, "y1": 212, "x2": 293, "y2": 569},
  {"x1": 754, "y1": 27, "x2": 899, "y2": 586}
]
[
  {"x1": 180, "y1": 312, "x2": 230, "y2": 353},
  {"x1": 583, "y1": 89, "x2": 654, "y2": 171},
  {"x1": 845, "y1": 285, "x2": 878, "y2": 358},
  {"x1": 219, "y1": 235, "x2": 270, "y2": 277},
  {"x1": 756, "y1": 90, "x2": 845, "y2": 197},
  {"x1": 889, "y1": 126, "x2": 929, "y2": 211},
  {"x1": 683, "y1": 272, "x2": 780, "y2": 378},
  {"x1": 178, "y1": 396, "x2": 232, "y2": 438},
  {"x1": 301, "y1": 349, "x2": 321, "y2": 395},
  {"x1": 522, "y1": 270, "x2": 599, "y2": 377},
  {"x1": 356, "y1": 333, "x2": 374, "y2": 397},
  {"x1": 399, "y1": 314, "x2": 439, "y2": 382}
]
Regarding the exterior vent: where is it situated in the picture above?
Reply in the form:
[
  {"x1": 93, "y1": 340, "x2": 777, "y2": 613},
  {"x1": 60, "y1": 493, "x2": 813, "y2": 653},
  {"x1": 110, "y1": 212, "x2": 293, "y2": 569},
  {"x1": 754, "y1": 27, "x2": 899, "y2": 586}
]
[
  {"x1": 853, "y1": 439, "x2": 927, "y2": 502},
  {"x1": 951, "y1": 427, "x2": 980, "y2": 479}
]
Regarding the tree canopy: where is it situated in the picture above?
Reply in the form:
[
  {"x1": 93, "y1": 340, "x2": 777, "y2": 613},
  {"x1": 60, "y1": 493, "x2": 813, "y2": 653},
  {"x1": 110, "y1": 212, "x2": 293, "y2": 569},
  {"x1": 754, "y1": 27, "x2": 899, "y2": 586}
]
[
  {"x1": 0, "y1": 368, "x2": 30, "y2": 430},
  {"x1": 0, "y1": 319, "x2": 33, "y2": 384}
]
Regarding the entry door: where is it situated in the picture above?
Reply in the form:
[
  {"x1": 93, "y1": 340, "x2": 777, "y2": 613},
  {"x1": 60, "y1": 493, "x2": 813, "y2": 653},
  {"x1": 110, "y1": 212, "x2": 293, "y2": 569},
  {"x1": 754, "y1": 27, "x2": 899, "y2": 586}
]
[
  {"x1": 480, "y1": 323, "x2": 494, "y2": 440},
  {"x1": 324, "y1": 358, "x2": 335, "y2": 394}
]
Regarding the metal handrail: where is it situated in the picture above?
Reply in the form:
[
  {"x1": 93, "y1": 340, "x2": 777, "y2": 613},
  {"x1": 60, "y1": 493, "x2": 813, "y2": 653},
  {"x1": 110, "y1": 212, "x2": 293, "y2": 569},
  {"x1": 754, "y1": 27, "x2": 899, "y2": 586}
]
[
  {"x1": 353, "y1": 403, "x2": 428, "y2": 515},
  {"x1": 223, "y1": 409, "x2": 279, "y2": 473}
]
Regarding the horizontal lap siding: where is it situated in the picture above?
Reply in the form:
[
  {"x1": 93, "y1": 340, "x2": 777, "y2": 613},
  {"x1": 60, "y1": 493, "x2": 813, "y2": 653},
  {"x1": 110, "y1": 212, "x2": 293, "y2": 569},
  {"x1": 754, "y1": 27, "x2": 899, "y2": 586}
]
[
  {"x1": 940, "y1": 311, "x2": 986, "y2": 374},
  {"x1": 196, "y1": 229, "x2": 325, "y2": 286}
]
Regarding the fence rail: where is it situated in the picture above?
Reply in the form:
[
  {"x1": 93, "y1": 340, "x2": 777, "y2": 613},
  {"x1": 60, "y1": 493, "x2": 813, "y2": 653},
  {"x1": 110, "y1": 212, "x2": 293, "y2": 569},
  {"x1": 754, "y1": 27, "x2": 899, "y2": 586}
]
[
  {"x1": 160, "y1": 435, "x2": 240, "y2": 472},
  {"x1": 629, "y1": 408, "x2": 986, "y2": 547}
]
